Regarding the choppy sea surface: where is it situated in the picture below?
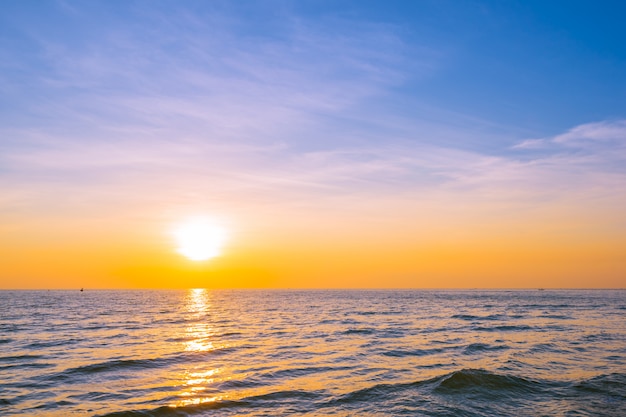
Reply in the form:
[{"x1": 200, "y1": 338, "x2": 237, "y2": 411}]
[{"x1": 1, "y1": 290, "x2": 625, "y2": 416}]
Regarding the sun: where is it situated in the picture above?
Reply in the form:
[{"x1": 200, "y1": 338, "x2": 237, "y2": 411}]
[{"x1": 172, "y1": 217, "x2": 228, "y2": 261}]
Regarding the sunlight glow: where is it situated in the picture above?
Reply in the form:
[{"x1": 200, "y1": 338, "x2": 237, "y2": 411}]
[{"x1": 173, "y1": 218, "x2": 227, "y2": 261}]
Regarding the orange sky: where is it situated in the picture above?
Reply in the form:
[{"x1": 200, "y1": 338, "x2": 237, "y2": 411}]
[{"x1": 2, "y1": 194, "x2": 624, "y2": 289}]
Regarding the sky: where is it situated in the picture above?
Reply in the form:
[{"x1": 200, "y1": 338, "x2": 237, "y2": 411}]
[{"x1": 1, "y1": 0, "x2": 625, "y2": 289}]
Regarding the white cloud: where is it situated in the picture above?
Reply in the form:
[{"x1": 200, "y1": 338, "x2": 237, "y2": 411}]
[
  {"x1": 553, "y1": 120, "x2": 626, "y2": 144},
  {"x1": 511, "y1": 138, "x2": 546, "y2": 149}
]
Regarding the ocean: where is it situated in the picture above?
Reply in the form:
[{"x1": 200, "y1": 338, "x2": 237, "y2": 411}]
[{"x1": 0, "y1": 289, "x2": 624, "y2": 416}]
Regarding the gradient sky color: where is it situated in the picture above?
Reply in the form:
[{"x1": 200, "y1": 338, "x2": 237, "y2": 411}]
[{"x1": 1, "y1": 0, "x2": 625, "y2": 289}]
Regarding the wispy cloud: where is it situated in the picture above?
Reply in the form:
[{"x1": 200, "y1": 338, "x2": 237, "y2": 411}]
[
  {"x1": 5, "y1": 117, "x2": 626, "y2": 220},
  {"x1": 2, "y1": 3, "x2": 625, "y2": 236},
  {"x1": 553, "y1": 120, "x2": 626, "y2": 144},
  {"x1": 0, "y1": 3, "x2": 435, "y2": 212},
  {"x1": 511, "y1": 138, "x2": 546, "y2": 150}
]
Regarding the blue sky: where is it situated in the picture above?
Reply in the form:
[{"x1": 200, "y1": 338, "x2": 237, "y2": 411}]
[
  {"x1": 1, "y1": 0, "x2": 626, "y2": 235},
  {"x1": 3, "y1": 1, "x2": 625, "y2": 133}
]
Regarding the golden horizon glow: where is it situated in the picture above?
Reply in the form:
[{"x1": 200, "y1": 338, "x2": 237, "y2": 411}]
[{"x1": 172, "y1": 217, "x2": 228, "y2": 262}]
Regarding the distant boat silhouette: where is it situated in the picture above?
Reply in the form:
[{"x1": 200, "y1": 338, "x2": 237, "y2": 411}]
[{"x1": 80, "y1": 288, "x2": 84, "y2": 292}]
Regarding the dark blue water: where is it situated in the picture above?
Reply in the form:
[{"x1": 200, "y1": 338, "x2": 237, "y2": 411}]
[{"x1": 1, "y1": 290, "x2": 625, "y2": 416}]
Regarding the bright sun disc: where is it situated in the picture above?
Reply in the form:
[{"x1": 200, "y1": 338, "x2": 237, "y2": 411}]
[{"x1": 173, "y1": 218, "x2": 227, "y2": 261}]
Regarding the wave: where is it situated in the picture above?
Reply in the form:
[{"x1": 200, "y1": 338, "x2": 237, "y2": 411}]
[
  {"x1": 472, "y1": 324, "x2": 533, "y2": 332},
  {"x1": 463, "y1": 343, "x2": 509, "y2": 354},
  {"x1": 94, "y1": 369, "x2": 626, "y2": 417},
  {"x1": 25, "y1": 339, "x2": 80, "y2": 349},
  {"x1": 35, "y1": 346, "x2": 243, "y2": 383},
  {"x1": 0, "y1": 354, "x2": 45, "y2": 362},
  {"x1": 262, "y1": 365, "x2": 357, "y2": 381},
  {"x1": 582, "y1": 332, "x2": 620, "y2": 342},
  {"x1": 342, "y1": 328, "x2": 375, "y2": 335},
  {"x1": 574, "y1": 373, "x2": 626, "y2": 397},
  {"x1": 354, "y1": 310, "x2": 402, "y2": 316},
  {"x1": 98, "y1": 401, "x2": 246, "y2": 417},
  {"x1": 381, "y1": 347, "x2": 447, "y2": 357},
  {"x1": 451, "y1": 314, "x2": 506, "y2": 321},
  {"x1": 433, "y1": 369, "x2": 542, "y2": 395},
  {"x1": 331, "y1": 368, "x2": 543, "y2": 404},
  {"x1": 0, "y1": 362, "x2": 55, "y2": 372}
]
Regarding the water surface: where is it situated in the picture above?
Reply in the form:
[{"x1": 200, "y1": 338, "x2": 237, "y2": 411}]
[{"x1": 1, "y1": 290, "x2": 625, "y2": 416}]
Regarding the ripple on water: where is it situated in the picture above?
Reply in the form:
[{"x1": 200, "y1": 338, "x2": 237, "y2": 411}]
[{"x1": 0, "y1": 290, "x2": 624, "y2": 417}]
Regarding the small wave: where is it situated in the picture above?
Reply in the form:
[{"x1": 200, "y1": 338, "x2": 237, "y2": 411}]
[
  {"x1": 52, "y1": 358, "x2": 167, "y2": 380},
  {"x1": 245, "y1": 389, "x2": 325, "y2": 402},
  {"x1": 0, "y1": 338, "x2": 12, "y2": 345},
  {"x1": 0, "y1": 323, "x2": 22, "y2": 332},
  {"x1": 0, "y1": 354, "x2": 45, "y2": 363},
  {"x1": 216, "y1": 378, "x2": 265, "y2": 390},
  {"x1": 332, "y1": 368, "x2": 544, "y2": 405},
  {"x1": 483, "y1": 314, "x2": 507, "y2": 320},
  {"x1": 452, "y1": 314, "x2": 505, "y2": 321},
  {"x1": 220, "y1": 331, "x2": 243, "y2": 337},
  {"x1": 68, "y1": 391, "x2": 131, "y2": 402},
  {"x1": 96, "y1": 390, "x2": 325, "y2": 417},
  {"x1": 329, "y1": 381, "x2": 414, "y2": 405},
  {"x1": 343, "y1": 328, "x2": 375, "y2": 335},
  {"x1": 0, "y1": 362, "x2": 55, "y2": 371},
  {"x1": 264, "y1": 365, "x2": 356, "y2": 380},
  {"x1": 273, "y1": 343, "x2": 307, "y2": 350},
  {"x1": 575, "y1": 373, "x2": 626, "y2": 397},
  {"x1": 164, "y1": 336, "x2": 191, "y2": 343},
  {"x1": 378, "y1": 328, "x2": 407, "y2": 338},
  {"x1": 540, "y1": 314, "x2": 572, "y2": 319},
  {"x1": 354, "y1": 310, "x2": 377, "y2": 315},
  {"x1": 528, "y1": 343, "x2": 567, "y2": 354},
  {"x1": 25, "y1": 339, "x2": 79, "y2": 349},
  {"x1": 97, "y1": 402, "x2": 244, "y2": 416},
  {"x1": 354, "y1": 310, "x2": 400, "y2": 316},
  {"x1": 381, "y1": 347, "x2": 446, "y2": 357},
  {"x1": 463, "y1": 343, "x2": 509, "y2": 354},
  {"x1": 582, "y1": 333, "x2": 618, "y2": 342},
  {"x1": 472, "y1": 324, "x2": 533, "y2": 332},
  {"x1": 452, "y1": 314, "x2": 478, "y2": 320},
  {"x1": 522, "y1": 304, "x2": 545, "y2": 309},
  {"x1": 431, "y1": 337, "x2": 463, "y2": 345},
  {"x1": 39, "y1": 347, "x2": 241, "y2": 383},
  {"x1": 433, "y1": 369, "x2": 541, "y2": 395}
]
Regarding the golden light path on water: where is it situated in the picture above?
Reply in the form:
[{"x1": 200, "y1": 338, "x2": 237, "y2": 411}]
[
  {"x1": 167, "y1": 288, "x2": 361, "y2": 410},
  {"x1": 173, "y1": 289, "x2": 224, "y2": 407}
]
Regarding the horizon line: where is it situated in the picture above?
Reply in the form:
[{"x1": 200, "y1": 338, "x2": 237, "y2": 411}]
[{"x1": 2, "y1": 287, "x2": 625, "y2": 291}]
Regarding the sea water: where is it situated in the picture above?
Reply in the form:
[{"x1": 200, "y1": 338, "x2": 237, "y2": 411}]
[{"x1": 0, "y1": 290, "x2": 625, "y2": 416}]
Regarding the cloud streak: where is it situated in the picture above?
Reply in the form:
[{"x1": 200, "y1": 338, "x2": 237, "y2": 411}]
[{"x1": 1, "y1": 3, "x2": 625, "y2": 237}]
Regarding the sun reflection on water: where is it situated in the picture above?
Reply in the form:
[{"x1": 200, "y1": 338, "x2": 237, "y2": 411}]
[
  {"x1": 171, "y1": 289, "x2": 226, "y2": 408},
  {"x1": 183, "y1": 288, "x2": 214, "y2": 353},
  {"x1": 174, "y1": 394, "x2": 223, "y2": 407}
]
